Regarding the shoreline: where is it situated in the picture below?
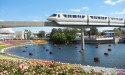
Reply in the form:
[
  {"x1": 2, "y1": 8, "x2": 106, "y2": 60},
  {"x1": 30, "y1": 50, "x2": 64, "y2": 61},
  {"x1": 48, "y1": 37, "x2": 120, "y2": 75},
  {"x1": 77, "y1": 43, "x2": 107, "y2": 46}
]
[
  {"x1": 0, "y1": 43, "x2": 42, "y2": 59},
  {"x1": 0, "y1": 42, "x2": 49, "y2": 60},
  {"x1": 0, "y1": 43, "x2": 125, "y2": 74}
]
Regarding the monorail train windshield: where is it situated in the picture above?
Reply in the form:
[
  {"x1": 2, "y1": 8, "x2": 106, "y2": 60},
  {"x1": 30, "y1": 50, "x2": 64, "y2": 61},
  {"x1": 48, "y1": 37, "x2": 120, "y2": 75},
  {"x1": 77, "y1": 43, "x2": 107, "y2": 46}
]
[{"x1": 50, "y1": 14, "x2": 57, "y2": 17}]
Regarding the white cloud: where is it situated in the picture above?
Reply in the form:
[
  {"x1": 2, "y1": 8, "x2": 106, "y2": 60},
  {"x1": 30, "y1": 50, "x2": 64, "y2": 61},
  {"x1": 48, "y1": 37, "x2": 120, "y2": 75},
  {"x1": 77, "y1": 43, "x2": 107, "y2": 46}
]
[
  {"x1": 82, "y1": 7, "x2": 89, "y2": 11},
  {"x1": 0, "y1": 20, "x2": 5, "y2": 21},
  {"x1": 98, "y1": 14, "x2": 106, "y2": 16},
  {"x1": 70, "y1": 9, "x2": 81, "y2": 12},
  {"x1": 104, "y1": 0, "x2": 125, "y2": 5},
  {"x1": 70, "y1": 7, "x2": 89, "y2": 12},
  {"x1": 111, "y1": 9, "x2": 125, "y2": 15},
  {"x1": 32, "y1": 20, "x2": 40, "y2": 21}
]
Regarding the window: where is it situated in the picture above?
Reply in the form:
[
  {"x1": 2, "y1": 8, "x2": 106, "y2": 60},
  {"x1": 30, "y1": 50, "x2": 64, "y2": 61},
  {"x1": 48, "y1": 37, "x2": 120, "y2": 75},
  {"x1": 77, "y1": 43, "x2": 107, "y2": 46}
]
[
  {"x1": 101, "y1": 17, "x2": 104, "y2": 19},
  {"x1": 98, "y1": 16, "x2": 100, "y2": 19},
  {"x1": 90, "y1": 16, "x2": 93, "y2": 19},
  {"x1": 58, "y1": 14, "x2": 60, "y2": 18},
  {"x1": 82, "y1": 15, "x2": 85, "y2": 18},
  {"x1": 50, "y1": 14, "x2": 57, "y2": 17},
  {"x1": 120, "y1": 18, "x2": 123, "y2": 20},
  {"x1": 68, "y1": 15, "x2": 70, "y2": 18},
  {"x1": 78, "y1": 15, "x2": 81, "y2": 18},
  {"x1": 70, "y1": 15, "x2": 72, "y2": 18},
  {"x1": 63, "y1": 14, "x2": 67, "y2": 18},
  {"x1": 73, "y1": 15, "x2": 77, "y2": 18},
  {"x1": 94, "y1": 16, "x2": 97, "y2": 19}
]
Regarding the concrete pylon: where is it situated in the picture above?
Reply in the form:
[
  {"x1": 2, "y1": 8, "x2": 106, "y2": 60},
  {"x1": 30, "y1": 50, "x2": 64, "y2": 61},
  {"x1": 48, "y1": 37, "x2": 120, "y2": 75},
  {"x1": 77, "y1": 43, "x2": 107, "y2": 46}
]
[{"x1": 81, "y1": 27, "x2": 85, "y2": 50}]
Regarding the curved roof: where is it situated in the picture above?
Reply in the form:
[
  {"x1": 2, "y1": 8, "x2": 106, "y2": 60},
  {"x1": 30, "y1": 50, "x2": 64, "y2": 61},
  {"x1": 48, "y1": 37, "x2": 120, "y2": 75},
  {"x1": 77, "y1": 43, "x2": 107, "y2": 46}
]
[{"x1": 0, "y1": 28, "x2": 15, "y2": 34}]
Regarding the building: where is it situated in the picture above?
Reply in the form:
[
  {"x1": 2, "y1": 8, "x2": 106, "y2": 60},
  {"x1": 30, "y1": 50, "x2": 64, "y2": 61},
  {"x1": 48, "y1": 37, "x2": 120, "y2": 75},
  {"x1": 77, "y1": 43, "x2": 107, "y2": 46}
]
[
  {"x1": 0, "y1": 28, "x2": 15, "y2": 40},
  {"x1": 15, "y1": 31, "x2": 24, "y2": 40}
]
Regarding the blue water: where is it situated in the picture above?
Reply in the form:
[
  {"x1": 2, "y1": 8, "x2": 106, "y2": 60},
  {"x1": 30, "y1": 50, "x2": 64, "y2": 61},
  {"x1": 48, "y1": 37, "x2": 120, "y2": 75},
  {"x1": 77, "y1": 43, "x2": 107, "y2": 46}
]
[{"x1": 5, "y1": 43, "x2": 125, "y2": 69}]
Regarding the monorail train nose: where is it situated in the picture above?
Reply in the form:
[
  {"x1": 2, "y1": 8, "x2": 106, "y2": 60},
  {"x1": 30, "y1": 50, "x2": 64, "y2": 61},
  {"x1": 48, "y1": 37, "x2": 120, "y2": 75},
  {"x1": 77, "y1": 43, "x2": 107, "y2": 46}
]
[
  {"x1": 47, "y1": 17, "x2": 50, "y2": 21},
  {"x1": 47, "y1": 16, "x2": 57, "y2": 21},
  {"x1": 47, "y1": 17, "x2": 53, "y2": 21}
]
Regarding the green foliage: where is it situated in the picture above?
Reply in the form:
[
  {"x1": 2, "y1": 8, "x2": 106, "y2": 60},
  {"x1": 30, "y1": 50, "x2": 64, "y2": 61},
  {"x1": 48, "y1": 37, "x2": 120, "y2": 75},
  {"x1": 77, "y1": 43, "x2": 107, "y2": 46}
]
[
  {"x1": 113, "y1": 28, "x2": 122, "y2": 36},
  {"x1": 37, "y1": 31, "x2": 45, "y2": 38},
  {"x1": 90, "y1": 28, "x2": 98, "y2": 35},
  {"x1": 50, "y1": 28, "x2": 78, "y2": 44},
  {"x1": 52, "y1": 32, "x2": 66, "y2": 44},
  {"x1": 24, "y1": 29, "x2": 32, "y2": 39},
  {"x1": 50, "y1": 28, "x2": 58, "y2": 38},
  {"x1": 63, "y1": 28, "x2": 78, "y2": 43},
  {"x1": 58, "y1": 28, "x2": 63, "y2": 33}
]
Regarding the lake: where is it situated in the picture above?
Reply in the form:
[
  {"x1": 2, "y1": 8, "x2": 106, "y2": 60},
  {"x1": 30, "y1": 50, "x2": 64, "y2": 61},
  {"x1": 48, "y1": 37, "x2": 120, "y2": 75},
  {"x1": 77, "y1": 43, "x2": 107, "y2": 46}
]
[{"x1": 5, "y1": 43, "x2": 125, "y2": 69}]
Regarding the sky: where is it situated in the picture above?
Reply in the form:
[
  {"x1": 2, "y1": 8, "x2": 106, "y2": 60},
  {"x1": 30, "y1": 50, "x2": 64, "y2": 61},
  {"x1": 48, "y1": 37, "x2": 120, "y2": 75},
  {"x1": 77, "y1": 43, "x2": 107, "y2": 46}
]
[{"x1": 0, "y1": 0, "x2": 125, "y2": 33}]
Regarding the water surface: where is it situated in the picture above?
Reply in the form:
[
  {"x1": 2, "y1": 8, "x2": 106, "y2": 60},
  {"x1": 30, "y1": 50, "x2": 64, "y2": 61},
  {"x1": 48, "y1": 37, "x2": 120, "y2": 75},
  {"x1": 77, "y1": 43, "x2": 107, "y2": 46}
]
[{"x1": 5, "y1": 43, "x2": 125, "y2": 69}]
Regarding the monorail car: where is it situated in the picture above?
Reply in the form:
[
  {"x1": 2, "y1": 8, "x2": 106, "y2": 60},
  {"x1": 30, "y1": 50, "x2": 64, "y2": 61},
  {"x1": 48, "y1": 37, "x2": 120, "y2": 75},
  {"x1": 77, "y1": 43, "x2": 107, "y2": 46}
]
[{"x1": 47, "y1": 13, "x2": 125, "y2": 26}]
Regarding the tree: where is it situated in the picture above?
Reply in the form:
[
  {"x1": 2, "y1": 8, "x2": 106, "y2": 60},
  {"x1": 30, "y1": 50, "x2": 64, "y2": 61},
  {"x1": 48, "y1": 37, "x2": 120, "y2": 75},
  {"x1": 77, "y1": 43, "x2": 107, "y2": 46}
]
[
  {"x1": 58, "y1": 28, "x2": 63, "y2": 33},
  {"x1": 50, "y1": 28, "x2": 58, "y2": 38},
  {"x1": 52, "y1": 32, "x2": 66, "y2": 44},
  {"x1": 24, "y1": 29, "x2": 32, "y2": 40},
  {"x1": 37, "y1": 31, "x2": 45, "y2": 39},
  {"x1": 27, "y1": 30, "x2": 32, "y2": 39},
  {"x1": 113, "y1": 28, "x2": 122, "y2": 36},
  {"x1": 63, "y1": 28, "x2": 78, "y2": 43},
  {"x1": 90, "y1": 28, "x2": 98, "y2": 35}
]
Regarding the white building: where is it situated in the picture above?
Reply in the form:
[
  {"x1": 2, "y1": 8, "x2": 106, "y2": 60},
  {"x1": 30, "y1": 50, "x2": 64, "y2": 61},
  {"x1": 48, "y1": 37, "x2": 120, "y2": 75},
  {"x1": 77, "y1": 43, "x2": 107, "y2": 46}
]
[
  {"x1": 0, "y1": 28, "x2": 15, "y2": 40},
  {"x1": 15, "y1": 31, "x2": 24, "y2": 40}
]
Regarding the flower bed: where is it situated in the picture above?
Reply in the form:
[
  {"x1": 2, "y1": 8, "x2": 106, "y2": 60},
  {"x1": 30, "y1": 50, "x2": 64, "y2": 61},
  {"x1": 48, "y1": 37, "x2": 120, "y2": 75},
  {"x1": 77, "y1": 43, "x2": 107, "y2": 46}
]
[
  {"x1": 0, "y1": 59, "x2": 105, "y2": 75},
  {"x1": 0, "y1": 44, "x2": 9, "y2": 48},
  {"x1": 32, "y1": 40, "x2": 47, "y2": 44},
  {"x1": 1, "y1": 40, "x2": 47, "y2": 45}
]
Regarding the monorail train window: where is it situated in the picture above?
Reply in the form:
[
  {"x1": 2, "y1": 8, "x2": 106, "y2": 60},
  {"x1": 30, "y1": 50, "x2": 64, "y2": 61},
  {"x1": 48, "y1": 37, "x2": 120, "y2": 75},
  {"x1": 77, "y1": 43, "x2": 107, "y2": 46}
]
[
  {"x1": 63, "y1": 14, "x2": 67, "y2": 18},
  {"x1": 105, "y1": 17, "x2": 107, "y2": 19},
  {"x1": 82, "y1": 15, "x2": 85, "y2": 18},
  {"x1": 101, "y1": 17, "x2": 104, "y2": 19},
  {"x1": 70, "y1": 15, "x2": 72, "y2": 18},
  {"x1": 77, "y1": 15, "x2": 79, "y2": 18},
  {"x1": 68, "y1": 15, "x2": 70, "y2": 18},
  {"x1": 94, "y1": 16, "x2": 97, "y2": 19},
  {"x1": 120, "y1": 18, "x2": 123, "y2": 20},
  {"x1": 98, "y1": 16, "x2": 101, "y2": 19},
  {"x1": 50, "y1": 14, "x2": 57, "y2": 17},
  {"x1": 78, "y1": 15, "x2": 80, "y2": 18},
  {"x1": 111, "y1": 18, "x2": 114, "y2": 20},
  {"x1": 58, "y1": 14, "x2": 60, "y2": 18},
  {"x1": 90, "y1": 16, "x2": 93, "y2": 19},
  {"x1": 73, "y1": 15, "x2": 77, "y2": 18}
]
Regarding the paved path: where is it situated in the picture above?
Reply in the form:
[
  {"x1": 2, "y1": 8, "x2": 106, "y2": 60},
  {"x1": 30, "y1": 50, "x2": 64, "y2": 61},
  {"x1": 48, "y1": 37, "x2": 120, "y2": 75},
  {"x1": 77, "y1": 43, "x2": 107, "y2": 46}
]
[{"x1": 82, "y1": 65, "x2": 125, "y2": 75}]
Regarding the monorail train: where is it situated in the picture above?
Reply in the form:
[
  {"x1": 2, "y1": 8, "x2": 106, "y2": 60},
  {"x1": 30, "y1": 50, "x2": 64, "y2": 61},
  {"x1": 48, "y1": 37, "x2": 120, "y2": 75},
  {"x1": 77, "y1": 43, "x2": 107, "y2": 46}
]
[{"x1": 47, "y1": 13, "x2": 125, "y2": 26}]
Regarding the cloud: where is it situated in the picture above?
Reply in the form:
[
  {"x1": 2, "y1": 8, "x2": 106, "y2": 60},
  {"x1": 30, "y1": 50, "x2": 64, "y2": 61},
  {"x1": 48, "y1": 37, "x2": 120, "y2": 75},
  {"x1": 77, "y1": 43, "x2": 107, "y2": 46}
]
[
  {"x1": 0, "y1": 20, "x2": 5, "y2": 21},
  {"x1": 98, "y1": 14, "x2": 106, "y2": 16},
  {"x1": 111, "y1": 9, "x2": 125, "y2": 15},
  {"x1": 32, "y1": 20, "x2": 40, "y2": 22},
  {"x1": 70, "y1": 7, "x2": 89, "y2": 12},
  {"x1": 104, "y1": 0, "x2": 125, "y2": 5},
  {"x1": 70, "y1": 9, "x2": 81, "y2": 12},
  {"x1": 82, "y1": 7, "x2": 89, "y2": 11}
]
